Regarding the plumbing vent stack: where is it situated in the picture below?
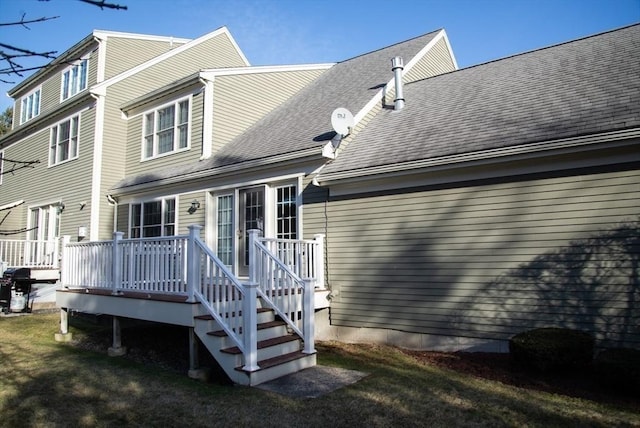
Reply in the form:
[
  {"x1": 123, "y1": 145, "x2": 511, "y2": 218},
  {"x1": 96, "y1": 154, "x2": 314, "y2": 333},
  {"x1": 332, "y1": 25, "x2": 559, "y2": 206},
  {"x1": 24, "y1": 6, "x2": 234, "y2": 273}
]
[{"x1": 391, "y1": 56, "x2": 405, "y2": 110}]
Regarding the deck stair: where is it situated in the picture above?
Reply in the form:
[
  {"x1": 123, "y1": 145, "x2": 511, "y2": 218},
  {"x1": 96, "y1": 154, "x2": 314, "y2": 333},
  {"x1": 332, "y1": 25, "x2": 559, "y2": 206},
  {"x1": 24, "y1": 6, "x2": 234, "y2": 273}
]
[{"x1": 193, "y1": 303, "x2": 316, "y2": 386}]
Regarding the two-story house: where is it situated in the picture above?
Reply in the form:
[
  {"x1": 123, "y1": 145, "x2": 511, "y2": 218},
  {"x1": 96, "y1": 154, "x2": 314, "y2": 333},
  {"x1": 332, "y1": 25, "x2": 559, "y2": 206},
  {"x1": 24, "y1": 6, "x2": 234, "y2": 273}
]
[{"x1": 1, "y1": 24, "x2": 637, "y2": 386}]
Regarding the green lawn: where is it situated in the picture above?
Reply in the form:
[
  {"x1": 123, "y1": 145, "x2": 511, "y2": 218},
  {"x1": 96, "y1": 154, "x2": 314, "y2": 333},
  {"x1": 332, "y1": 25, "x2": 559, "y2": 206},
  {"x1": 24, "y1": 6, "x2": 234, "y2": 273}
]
[{"x1": 0, "y1": 313, "x2": 637, "y2": 427}]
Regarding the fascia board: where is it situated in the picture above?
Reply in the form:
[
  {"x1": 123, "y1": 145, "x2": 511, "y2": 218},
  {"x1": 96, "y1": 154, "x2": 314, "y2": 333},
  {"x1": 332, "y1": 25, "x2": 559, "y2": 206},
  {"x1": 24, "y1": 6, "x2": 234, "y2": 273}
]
[
  {"x1": 111, "y1": 148, "x2": 322, "y2": 194},
  {"x1": 199, "y1": 63, "x2": 335, "y2": 79},
  {"x1": 317, "y1": 128, "x2": 640, "y2": 186},
  {"x1": 8, "y1": 33, "x2": 96, "y2": 97},
  {"x1": 91, "y1": 27, "x2": 237, "y2": 93},
  {"x1": 93, "y1": 30, "x2": 191, "y2": 44}
]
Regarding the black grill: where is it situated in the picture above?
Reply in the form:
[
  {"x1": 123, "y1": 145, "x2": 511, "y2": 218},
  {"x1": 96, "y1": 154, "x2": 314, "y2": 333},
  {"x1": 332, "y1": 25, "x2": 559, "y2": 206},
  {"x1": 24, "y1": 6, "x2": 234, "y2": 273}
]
[{"x1": 0, "y1": 268, "x2": 33, "y2": 313}]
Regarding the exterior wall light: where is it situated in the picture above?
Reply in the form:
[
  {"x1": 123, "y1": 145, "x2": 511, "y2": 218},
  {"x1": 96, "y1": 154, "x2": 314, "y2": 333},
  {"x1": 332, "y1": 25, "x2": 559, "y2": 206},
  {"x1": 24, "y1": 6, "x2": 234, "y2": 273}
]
[{"x1": 188, "y1": 200, "x2": 201, "y2": 214}]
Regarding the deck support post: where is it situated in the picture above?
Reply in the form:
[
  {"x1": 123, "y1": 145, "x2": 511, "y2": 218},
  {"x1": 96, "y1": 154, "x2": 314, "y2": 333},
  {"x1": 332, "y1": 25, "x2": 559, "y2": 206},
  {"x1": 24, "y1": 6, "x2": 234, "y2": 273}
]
[
  {"x1": 111, "y1": 232, "x2": 124, "y2": 295},
  {"x1": 54, "y1": 307, "x2": 73, "y2": 342},
  {"x1": 108, "y1": 316, "x2": 127, "y2": 356},
  {"x1": 242, "y1": 281, "x2": 259, "y2": 371},
  {"x1": 313, "y1": 234, "x2": 325, "y2": 289},
  {"x1": 187, "y1": 327, "x2": 210, "y2": 381},
  {"x1": 302, "y1": 278, "x2": 316, "y2": 354},
  {"x1": 187, "y1": 225, "x2": 202, "y2": 303}
]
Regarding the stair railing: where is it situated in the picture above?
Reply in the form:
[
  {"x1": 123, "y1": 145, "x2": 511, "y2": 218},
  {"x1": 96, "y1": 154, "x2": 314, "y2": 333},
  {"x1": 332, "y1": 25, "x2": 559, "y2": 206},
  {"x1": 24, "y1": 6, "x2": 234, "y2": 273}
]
[
  {"x1": 188, "y1": 225, "x2": 258, "y2": 371},
  {"x1": 249, "y1": 230, "x2": 316, "y2": 355}
]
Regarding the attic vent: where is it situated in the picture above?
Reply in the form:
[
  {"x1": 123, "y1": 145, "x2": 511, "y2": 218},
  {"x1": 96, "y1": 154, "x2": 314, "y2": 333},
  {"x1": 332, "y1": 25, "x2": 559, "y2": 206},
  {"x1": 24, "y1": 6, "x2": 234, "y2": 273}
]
[{"x1": 391, "y1": 56, "x2": 405, "y2": 110}]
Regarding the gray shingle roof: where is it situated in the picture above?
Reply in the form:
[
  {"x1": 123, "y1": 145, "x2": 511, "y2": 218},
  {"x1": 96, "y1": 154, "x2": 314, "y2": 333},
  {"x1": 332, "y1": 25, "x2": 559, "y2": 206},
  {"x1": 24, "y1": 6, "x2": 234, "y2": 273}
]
[
  {"x1": 113, "y1": 30, "x2": 440, "y2": 190},
  {"x1": 320, "y1": 24, "x2": 640, "y2": 177}
]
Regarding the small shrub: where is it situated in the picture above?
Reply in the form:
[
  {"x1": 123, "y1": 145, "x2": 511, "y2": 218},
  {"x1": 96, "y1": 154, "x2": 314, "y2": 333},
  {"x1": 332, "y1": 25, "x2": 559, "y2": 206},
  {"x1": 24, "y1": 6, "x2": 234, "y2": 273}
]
[
  {"x1": 594, "y1": 348, "x2": 640, "y2": 394},
  {"x1": 509, "y1": 327, "x2": 594, "y2": 372}
]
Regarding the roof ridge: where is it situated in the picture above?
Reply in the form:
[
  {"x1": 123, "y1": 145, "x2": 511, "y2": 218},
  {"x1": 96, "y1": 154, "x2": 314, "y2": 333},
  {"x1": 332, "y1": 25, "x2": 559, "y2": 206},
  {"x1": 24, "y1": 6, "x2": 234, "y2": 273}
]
[
  {"x1": 337, "y1": 29, "x2": 443, "y2": 64},
  {"x1": 454, "y1": 23, "x2": 640, "y2": 74}
]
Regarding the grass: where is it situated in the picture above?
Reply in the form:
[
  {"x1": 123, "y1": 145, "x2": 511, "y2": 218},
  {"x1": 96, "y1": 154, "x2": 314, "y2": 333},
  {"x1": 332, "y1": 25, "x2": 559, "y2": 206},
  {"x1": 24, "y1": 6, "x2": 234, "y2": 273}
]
[{"x1": 1, "y1": 313, "x2": 638, "y2": 428}]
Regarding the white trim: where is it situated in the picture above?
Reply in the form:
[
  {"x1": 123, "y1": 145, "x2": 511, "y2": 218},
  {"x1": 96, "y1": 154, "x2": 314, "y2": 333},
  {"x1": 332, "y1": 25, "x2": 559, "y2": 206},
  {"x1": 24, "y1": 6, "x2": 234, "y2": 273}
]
[
  {"x1": 127, "y1": 195, "x2": 179, "y2": 238},
  {"x1": 95, "y1": 36, "x2": 107, "y2": 83},
  {"x1": 199, "y1": 63, "x2": 334, "y2": 80},
  {"x1": 59, "y1": 55, "x2": 90, "y2": 102},
  {"x1": 89, "y1": 95, "x2": 106, "y2": 241},
  {"x1": 352, "y1": 30, "x2": 447, "y2": 127},
  {"x1": 47, "y1": 112, "x2": 82, "y2": 167},
  {"x1": 92, "y1": 27, "x2": 246, "y2": 93},
  {"x1": 197, "y1": 172, "x2": 304, "y2": 195},
  {"x1": 93, "y1": 30, "x2": 191, "y2": 44},
  {"x1": 140, "y1": 94, "x2": 192, "y2": 161},
  {"x1": 201, "y1": 78, "x2": 215, "y2": 159},
  {"x1": 438, "y1": 29, "x2": 459, "y2": 70},
  {"x1": 0, "y1": 200, "x2": 24, "y2": 211},
  {"x1": 0, "y1": 149, "x2": 3, "y2": 185},
  {"x1": 19, "y1": 86, "x2": 42, "y2": 125}
]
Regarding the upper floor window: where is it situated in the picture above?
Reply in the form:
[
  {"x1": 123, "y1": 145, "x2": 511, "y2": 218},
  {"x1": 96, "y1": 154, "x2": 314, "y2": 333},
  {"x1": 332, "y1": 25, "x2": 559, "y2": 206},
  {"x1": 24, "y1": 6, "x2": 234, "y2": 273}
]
[
  {"x1": 130, "y1": 198, "x2": 176, "y2": 238},
  {"x1": 143, "y1": 97, "x2": 190, "y2": 160},
  {"x1": 61, "y1": 58, "x2": 88, "y2": 101},
  {"x1": 20, "y1": 88, "x2": 41, "y2": 124},
  {"x1": 49, "y1": 114, "x2": 80, "y2": 166}
]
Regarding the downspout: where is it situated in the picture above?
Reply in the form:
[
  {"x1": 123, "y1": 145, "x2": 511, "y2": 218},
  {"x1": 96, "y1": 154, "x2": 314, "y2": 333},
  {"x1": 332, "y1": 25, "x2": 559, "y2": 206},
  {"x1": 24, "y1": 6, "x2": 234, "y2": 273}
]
[
  {"x1": 199, "y1": 75, "x2": 214, "y2": 159},
  {"x1": 391, "y1": 56, "x2": 405, "y2": 110}
]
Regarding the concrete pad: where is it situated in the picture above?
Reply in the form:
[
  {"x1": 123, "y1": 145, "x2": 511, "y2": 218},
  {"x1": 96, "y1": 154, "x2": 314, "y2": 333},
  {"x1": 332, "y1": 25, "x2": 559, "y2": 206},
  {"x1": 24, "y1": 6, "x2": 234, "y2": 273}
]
[{"x1": 256, "y1": 365, "x2": 368, "y2": 398}]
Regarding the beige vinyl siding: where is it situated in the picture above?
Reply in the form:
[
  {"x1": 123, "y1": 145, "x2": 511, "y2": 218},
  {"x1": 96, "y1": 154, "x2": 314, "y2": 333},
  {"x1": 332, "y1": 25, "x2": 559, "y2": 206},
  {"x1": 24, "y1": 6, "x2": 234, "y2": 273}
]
[
  {"x1": 0, "y1": 108, "x2": 97, "y2": 240},
  {"x1": 211, "y1": 69, "x2": 327, "y2": 152},
  {"x1": 116, "y1": 203, "x2": 130, "y2": 237},
  {"x1": 124, "y1": 90, "x2": 204, "y2": 177},
  {"x1": 15, "y1": 45, "x2": 100, "y2": 120},
  {"x1": 404, "y1": 37, "x2": 456, "y2": 83},
  {"x1": 178, "y1": 191, "x2": 206, "y2": 235},
  {"x1": 104, "y1": 37, "x2": 187, "y2": 79},
  {"x1": 326, "y1": 166, "x2": 640, "y2": 348}
]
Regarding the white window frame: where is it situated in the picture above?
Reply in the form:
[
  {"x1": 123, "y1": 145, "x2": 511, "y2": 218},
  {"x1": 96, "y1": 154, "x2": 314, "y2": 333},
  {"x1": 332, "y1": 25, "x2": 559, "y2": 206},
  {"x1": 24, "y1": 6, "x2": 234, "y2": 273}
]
[
  {"x1": 49, "y1": 114, "x2": 80, "y2": 167},
  {"x1": 129, "y1": 196, "x2": 177, "y2": 238},
  {"x1": 141, "y1": 96, "x2": 191, "y2": 161},
  {"x1": 61, "y1": 57, "x2": 89, "y2": 101},
  {"x1": 20, "y1": 87, "x2": 41, "y2": 124}
]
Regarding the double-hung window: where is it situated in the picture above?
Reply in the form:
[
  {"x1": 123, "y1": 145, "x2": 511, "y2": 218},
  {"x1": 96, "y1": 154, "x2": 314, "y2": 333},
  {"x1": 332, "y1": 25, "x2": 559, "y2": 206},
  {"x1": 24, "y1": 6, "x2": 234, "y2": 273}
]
[
  {"x1": 49, "y1": 115, "x2": 80, "y2": 166},
  {"x1": 20, "y1": 88, "x2": 41, "y2": 124},
  {"x1": 143, "y1": 98, "x2": 190, "y2": 159},
  {"x1": 61, "y1": 58, "x2": 88, "y2": 100},
  {"x1": 130, "y1": 198, "x2": 176, "y2": 238}
]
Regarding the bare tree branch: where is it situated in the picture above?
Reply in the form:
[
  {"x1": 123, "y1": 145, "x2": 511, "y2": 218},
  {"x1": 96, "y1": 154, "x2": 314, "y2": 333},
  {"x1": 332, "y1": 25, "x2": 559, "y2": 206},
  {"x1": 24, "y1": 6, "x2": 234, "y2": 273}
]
[
  {"x1": 79, "y1": 0, "x2": 128, "y2": 10},
  {"x1": 1, "y1": 158, "x2": 40, "y2": 176},
  {"x1": 0, "y1": 14, "x2": 60, "y2": 28}
]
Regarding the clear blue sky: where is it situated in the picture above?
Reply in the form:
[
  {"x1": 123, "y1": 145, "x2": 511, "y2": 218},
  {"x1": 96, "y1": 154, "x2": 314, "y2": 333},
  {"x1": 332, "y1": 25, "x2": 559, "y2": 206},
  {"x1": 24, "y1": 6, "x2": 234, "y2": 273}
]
[{"x1": 1, "y1": 0, "x2": 638, "y2": 112}]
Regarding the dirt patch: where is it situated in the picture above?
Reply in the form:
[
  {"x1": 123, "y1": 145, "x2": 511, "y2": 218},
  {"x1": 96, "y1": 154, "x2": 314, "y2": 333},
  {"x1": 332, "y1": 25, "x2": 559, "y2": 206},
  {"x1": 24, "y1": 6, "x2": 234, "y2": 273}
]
[{"x1": 403, "y1": 350, "x2": 639, "y2": 409}]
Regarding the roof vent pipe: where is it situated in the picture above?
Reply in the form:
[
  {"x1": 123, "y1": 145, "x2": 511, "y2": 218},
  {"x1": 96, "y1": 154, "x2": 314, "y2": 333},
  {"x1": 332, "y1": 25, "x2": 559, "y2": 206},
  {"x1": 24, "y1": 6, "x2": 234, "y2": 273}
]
[{"x1": 391, "y1": 56, "x2": 405, "y2": 110}]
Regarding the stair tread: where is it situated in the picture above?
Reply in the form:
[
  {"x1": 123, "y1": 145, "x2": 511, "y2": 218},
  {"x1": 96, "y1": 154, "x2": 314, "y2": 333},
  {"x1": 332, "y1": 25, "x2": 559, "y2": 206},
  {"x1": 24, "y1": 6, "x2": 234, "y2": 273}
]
[
  {"x1": 221, "y1": 334, "x2": 300, "y2": 355},
  {"x1": 236, "y1": 350, "x2": 313, "y2": 372},
  {"x1": 207, "y1": 320, "x2": 286, "y2": 337},
  {"x1": 195, "y1": 307, "x2": 271, "y2": 321}
]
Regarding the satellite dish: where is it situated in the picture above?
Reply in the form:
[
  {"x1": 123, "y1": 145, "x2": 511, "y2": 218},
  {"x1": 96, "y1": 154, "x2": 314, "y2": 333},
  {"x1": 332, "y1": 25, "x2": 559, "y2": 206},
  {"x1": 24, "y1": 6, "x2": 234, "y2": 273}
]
[{"x1": 331, "y1": 107, "x2": 354, "y2": 136}]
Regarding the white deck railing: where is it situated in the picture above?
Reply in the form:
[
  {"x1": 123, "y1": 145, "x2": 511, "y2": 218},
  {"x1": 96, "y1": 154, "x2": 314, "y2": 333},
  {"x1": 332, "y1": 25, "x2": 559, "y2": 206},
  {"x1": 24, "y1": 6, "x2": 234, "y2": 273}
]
[
  {"x1": 251, "y1": 230, "x2": 316, "y2": 355},
  {"x1": 60, "y1": 226, "x2": 325, "y2": 371},
  {"x1": 0, "y1": 238, "x2": 60, "y2": 269}
]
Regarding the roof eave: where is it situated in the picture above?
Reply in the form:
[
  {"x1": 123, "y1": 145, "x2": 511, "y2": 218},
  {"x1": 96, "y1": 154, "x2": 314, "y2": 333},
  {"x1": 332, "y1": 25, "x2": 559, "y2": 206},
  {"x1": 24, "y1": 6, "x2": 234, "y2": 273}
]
[{"x1": 316, "y1": 128, "x2": 640, "y2": 187}]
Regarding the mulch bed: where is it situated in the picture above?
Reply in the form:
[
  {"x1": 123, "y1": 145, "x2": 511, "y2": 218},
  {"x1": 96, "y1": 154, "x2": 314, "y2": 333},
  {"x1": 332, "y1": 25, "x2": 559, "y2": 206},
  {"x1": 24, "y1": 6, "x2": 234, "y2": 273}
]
[{"x1": 403, "y1": 350, "x2": 639, "y2": 409}]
